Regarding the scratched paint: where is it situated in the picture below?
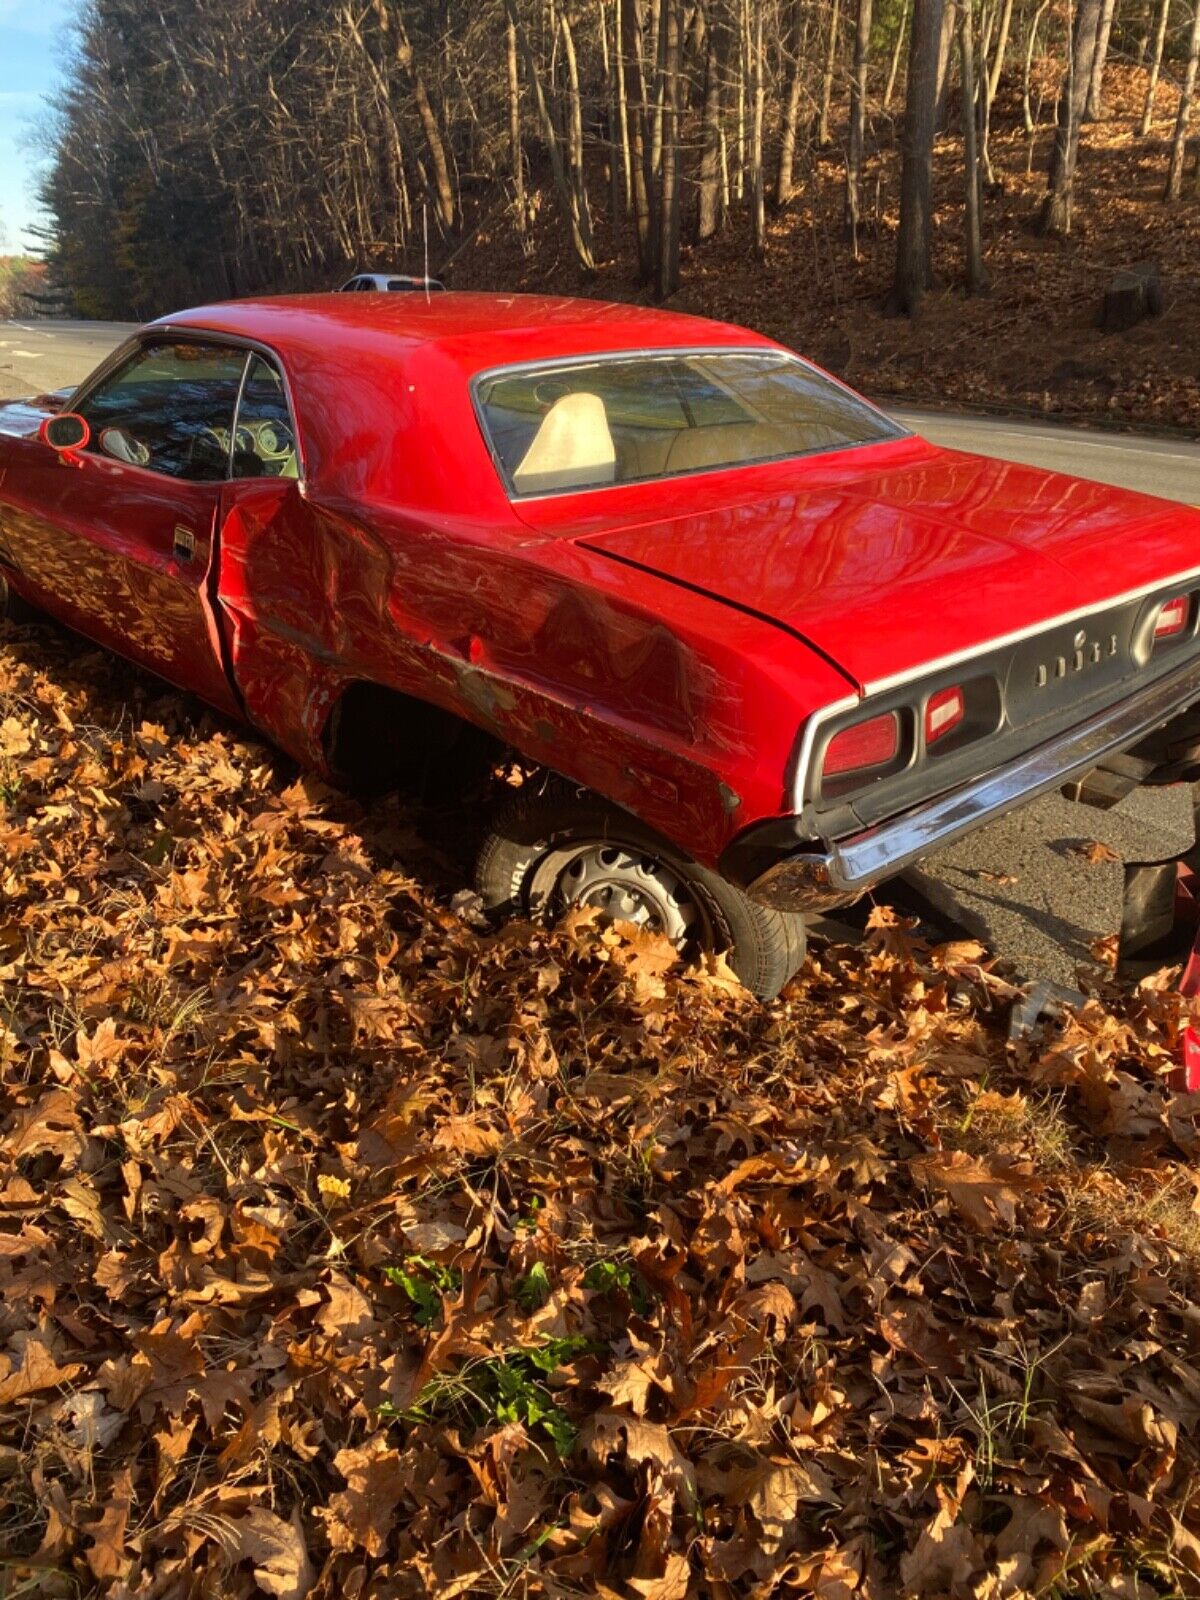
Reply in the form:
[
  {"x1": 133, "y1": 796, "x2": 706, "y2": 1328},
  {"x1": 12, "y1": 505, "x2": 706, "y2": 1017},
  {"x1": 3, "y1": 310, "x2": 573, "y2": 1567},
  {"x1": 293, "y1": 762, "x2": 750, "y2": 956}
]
[{"x1": 1, "y1": 292, "x2": 1199, "y2": 881}]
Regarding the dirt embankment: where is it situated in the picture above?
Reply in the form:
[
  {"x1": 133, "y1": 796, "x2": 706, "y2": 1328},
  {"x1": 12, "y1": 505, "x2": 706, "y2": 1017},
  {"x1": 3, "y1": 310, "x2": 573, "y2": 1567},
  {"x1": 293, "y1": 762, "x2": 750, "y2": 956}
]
[{"x1": 452, "y1": 63, "x2": 1200, "y2": 438}]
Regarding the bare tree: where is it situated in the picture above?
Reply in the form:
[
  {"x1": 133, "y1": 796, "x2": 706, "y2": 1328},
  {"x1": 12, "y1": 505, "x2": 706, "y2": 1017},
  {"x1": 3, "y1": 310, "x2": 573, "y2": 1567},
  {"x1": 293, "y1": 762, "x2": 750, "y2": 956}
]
[
  {"x1": 1039, "y1": 0, "x2": 1105, "y2": 233},
  {"x1": 697, "y1": 0, "x2": 727, "y2": 234},
  {"x1": 1164, "y1": 0, "x2": 1200, "y2": 197},
  {"x1": 845, "y1": 0, "x2": 875, "y2": 243},
  {"x1": 748, "y1": 0, "x2": 767, "y2": 255},
  {"x1": 960, "y1": 0, "x2": 987, "y2": 289},
  {"x1": 657, "y1": 0, "x2": 683, "y2": 293},
  {"x1": 776, "y1": 0, "x2": 808, "y2": 202},
  {"x1": 621, "y1": 0, "x2": 657, "y2": 277},
  {"x1": 506, "y1": 18, "x2": 526, "y2": 237},
  {"x1": 1085, "y1": 0, "x2": 1119, "y2": 116},
  {"x1": 1140, "y1": 0, "x2": 1171, "y2": 133},
  {"x1": 503, "y1": 0, "x2": 596, "y2": 269},
  {"x1": 818, "y1": 0, "x2": 842, "y2": 145},
  {"x1": 374, "y1": 0, "x2": 456, "y2": 231},
  {"x1": 885, "y1": 0, "x2": 912, "y2": 109},
  {"x1": 1024, "y1": 0, "x2": 1051, "y2": 131},
  {"x1": 987, "y1": 0, "x2": 1016, "y2": 100},
  {"x1": 888, "y1": 0, "x2": 948, "y2": 314}
]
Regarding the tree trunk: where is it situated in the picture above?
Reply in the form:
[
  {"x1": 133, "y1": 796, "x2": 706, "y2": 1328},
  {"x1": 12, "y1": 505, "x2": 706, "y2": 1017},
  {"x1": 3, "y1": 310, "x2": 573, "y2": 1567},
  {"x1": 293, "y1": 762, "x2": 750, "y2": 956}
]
[
  {"x1": 698, "y1": 0, "x2": 727, "y2": 234},
  {"x1": 1039, "y1": 0, "x2": 1104, "y2": 233},
  {"x1": 379, "y1": 4, "x2": 456, "y2": 231},
  {"x1": 1140, "y1": 0, "x2": 1171, "y2": 131},
  {"x1": 1164, "y1": 0, "x2": 1200, "y2": 197},
  {"x1": 1085, "y1": 0, "x2": 1119, "y2": 116},
  {"x1": 650, "y1": 0, "x2": 666, "y2": 181},
  {"x1": 960, "y1": 0, "x2": 987, "y2": 289},
  {"x1": 503, "y1": 0, "x2": 595, "y2": 269},
  {"x1": 885, "y1": 0, "x2": 912, "y2": 109},
  {"x1": 614, "y1": 0, "x2": 635, "y2": 218},
  {"x1": 506, "y1": 18, "x2": 526, "y2": 234},
  {"x1": 752, "y1": 0, "x2": 771, "y2": 252},
  {"x1": 818, "y1": 0, "x2": 841, "y2": 145},
  {"x1": 1023, "y1": 0, "x2": 1050, "y2": 131},
  {"x1": 657, "y1": 0, "x2": 682, "y2": 294},
  {"x1": 621, "y1": 0, "x2": 657, "y2": 276},
  {"x1": 934, "y1": 0, "x2": 958, "y2": 127},
  {"x1": 597, "y1": 0, "x2": 621, "y2": 246},
  {"x1": 987, "y1": 0, "x2": 1015, "y2": 99},
  {"x1": 559, "y1": 11, "x2": 593, "y2": 254},
  {"x1": 846, "y1": 0, "x2": 875, "y2": 242},
  {"x1": 888, "y1": 0, "x2": 947, "y2": 313},
  {"x1": 776, "y1": 0, "x2": 807, "y2": 201}
]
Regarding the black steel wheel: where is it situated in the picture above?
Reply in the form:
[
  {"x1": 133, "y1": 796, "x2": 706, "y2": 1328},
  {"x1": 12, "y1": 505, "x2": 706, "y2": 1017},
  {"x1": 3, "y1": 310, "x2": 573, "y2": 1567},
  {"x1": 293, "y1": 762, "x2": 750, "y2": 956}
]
[{"x1": 475, "y1": 779, "x2": 807, "y2": 1000}]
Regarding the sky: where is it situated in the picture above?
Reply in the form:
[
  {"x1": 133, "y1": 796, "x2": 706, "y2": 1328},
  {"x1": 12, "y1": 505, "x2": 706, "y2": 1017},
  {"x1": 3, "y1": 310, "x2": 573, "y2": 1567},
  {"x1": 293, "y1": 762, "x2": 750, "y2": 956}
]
[{"x1": 0, "y1": 0, "x2": 75, "y2": 256}]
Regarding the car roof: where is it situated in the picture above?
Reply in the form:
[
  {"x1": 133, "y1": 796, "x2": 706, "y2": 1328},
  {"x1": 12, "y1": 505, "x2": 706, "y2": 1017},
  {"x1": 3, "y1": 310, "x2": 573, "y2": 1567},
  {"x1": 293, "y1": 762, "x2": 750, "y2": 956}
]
[
  {"x1": 153, "y1": 291, "x2": 775, "y2": 376},
  {"x1": 145, "y1": 292, "x2": 786, "y2": 516}
]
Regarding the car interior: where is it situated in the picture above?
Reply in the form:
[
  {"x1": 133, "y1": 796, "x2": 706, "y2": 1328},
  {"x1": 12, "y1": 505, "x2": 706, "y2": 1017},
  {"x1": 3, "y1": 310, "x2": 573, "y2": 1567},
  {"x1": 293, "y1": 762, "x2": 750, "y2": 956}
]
[
  {"x1": 482, "y1": 353, "x2": 898, "y2": 497},
  {"x1": 76, "y1": 343, "x2": 299, "y2": 482}
]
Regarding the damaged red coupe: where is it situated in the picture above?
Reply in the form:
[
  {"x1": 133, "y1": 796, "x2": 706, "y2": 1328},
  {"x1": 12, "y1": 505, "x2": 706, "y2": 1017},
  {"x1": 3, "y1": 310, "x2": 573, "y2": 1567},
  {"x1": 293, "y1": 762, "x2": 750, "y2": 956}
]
[{"x1": 3, "y1": 292, "x2": 1200, "y2": 997}]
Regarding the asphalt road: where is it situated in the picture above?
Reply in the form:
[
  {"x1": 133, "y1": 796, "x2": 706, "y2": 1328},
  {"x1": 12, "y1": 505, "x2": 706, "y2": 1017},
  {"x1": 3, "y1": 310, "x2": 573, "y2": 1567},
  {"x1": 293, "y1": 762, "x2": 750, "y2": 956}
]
[
  {"x1": 0, "y1": 319, "x2": 135, "y2": 401},
  {"x1": 4, "y1": 317, "x2": 1200, "y2": 985}
]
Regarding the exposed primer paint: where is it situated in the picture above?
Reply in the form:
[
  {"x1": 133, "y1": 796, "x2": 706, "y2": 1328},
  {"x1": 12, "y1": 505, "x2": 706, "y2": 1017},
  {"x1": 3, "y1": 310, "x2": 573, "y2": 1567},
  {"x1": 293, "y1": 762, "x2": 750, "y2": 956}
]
[{"x1": 718, "y1": 782, "x2": 742, "y2": 814}]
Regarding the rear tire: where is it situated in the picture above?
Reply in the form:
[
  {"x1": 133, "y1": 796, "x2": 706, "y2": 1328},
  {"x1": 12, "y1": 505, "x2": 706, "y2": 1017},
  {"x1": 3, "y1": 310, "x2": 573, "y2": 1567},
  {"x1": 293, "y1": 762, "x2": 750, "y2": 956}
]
[{"x1": 475, "y1": 779, "x2": 807, "y2": 1000}]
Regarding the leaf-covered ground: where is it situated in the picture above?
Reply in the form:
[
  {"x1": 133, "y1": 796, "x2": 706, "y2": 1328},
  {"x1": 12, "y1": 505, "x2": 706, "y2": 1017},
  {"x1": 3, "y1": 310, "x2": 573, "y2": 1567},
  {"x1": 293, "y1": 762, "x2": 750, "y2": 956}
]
[{"x1": 4, "y1": 620, "x2": 1200, "y2": 1600}]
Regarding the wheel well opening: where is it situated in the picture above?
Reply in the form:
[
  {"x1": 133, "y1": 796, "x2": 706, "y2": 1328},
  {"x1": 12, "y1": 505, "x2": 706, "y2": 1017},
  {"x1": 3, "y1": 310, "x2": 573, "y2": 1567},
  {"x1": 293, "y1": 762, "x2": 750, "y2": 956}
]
[{"x1": 324, "y1": 681, "x2": 504, "y2": 798}]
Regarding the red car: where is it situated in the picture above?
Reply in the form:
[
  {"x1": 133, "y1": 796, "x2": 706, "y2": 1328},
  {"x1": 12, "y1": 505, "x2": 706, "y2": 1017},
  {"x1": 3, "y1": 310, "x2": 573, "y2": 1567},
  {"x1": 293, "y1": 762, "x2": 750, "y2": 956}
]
[{"x1": 3, "y1": 293, "x2": 1200, "y2": 997}]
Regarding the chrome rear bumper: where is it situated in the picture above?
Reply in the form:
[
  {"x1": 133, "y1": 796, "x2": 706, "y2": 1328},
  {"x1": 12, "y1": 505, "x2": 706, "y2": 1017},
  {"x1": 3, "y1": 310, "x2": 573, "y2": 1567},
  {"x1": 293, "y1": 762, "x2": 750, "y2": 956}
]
[{"x1": 748, "y1": 650, "x2": 1200, "y2": 912}]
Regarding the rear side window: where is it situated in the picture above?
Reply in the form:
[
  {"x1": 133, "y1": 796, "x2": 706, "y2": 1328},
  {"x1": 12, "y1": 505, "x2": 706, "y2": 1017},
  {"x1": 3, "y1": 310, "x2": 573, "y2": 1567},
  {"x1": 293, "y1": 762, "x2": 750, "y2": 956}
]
[
  {"x1": 77, "y1": 340, "x2": 248, "y2": 482},
  {"x1": 476, "y1": 350, "x2": 904, "y2": 498}
]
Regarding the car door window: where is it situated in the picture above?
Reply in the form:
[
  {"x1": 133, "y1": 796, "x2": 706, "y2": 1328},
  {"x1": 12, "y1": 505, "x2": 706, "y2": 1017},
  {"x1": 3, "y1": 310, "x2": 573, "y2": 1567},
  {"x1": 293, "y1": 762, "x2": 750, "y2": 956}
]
[
  {"x1": 77, "y1": 340, "x2": 248, "y2": 483},
  {"x1": 231, "y1": 355, "x2": 300, "y2": 479}
]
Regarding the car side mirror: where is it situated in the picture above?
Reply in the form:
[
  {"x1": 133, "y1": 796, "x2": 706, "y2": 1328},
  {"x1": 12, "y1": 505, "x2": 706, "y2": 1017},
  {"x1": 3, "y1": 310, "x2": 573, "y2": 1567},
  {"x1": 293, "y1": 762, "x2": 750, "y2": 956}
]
[{"x1": 39, "y1": 413, "x2": 90, "y2": 453}]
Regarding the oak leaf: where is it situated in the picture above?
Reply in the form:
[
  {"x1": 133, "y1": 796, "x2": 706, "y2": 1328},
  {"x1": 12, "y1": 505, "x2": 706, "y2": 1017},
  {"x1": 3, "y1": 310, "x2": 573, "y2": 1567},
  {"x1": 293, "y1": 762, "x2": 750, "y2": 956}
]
[
  {"x1": 318, "y1": 1436, "x2": 406, "y2": 1557},
  {"x1": 82, "y1": 1466, "x2": 132, "y2": 1582},
  {"x1": 581, "y1": 1412, "x2": 697, "y2": 1504},
  {"x1": 909, "y1": 1149, "x2": 1036, "y2": 1232},
  {"x1": 0, "y1": 1340, "x2": 84, "y2": 1404},
  {"x1": 628, "y1": 1551, "x2": 691, "y2": 1600},
  {"x1": 234, "y1": 1506, "x2": 315, "y2": 1600}
]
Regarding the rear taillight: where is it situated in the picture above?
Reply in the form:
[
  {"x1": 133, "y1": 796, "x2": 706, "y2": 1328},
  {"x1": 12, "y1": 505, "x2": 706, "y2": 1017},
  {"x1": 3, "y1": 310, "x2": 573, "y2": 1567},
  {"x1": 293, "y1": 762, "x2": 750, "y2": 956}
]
[
  {"x1": 1155, "y1": 596, "x2": 1190, "y2": 640},
  {"x1": 823, "y1": 712, "x2": 899, "y2": 777},
  {"x1": 925, "y1": 685, "x2": 965, "y2": 746}
]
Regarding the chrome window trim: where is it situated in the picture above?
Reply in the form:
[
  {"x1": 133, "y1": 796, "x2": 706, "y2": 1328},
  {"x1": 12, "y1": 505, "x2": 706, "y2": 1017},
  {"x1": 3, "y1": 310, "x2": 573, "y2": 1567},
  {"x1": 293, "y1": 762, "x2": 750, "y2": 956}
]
[
  {"x1": 228, "y1": 349, "x2": 301, "y2": 482},
  {"x1": 468, "y1": 345, "x2": 910, "y2": 502},
  {"x1": 227, "y1": 352, "x2": 253, "y2": 477}
]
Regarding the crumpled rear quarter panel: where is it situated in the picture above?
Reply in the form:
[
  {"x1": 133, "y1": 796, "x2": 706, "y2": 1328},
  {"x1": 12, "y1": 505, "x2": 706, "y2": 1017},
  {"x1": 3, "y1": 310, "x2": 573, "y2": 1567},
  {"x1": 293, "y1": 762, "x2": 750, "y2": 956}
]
[{"x1": 224, "y1": 485, "x2": 850, "y2": 865}]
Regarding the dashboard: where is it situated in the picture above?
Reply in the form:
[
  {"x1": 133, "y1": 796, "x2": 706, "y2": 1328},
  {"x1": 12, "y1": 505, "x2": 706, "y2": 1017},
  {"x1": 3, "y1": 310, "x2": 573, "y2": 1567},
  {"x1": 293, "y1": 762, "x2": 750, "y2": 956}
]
[{"x1": 210, "y1": 417, "x2": 298, "y2": 477}]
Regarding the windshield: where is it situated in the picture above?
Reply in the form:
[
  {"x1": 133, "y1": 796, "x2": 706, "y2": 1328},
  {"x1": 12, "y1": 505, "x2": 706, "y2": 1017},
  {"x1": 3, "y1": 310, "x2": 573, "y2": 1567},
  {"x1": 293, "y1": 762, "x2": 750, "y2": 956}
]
[{"x1": 475, "y1": 350, "x2": 904, "y2": 498}]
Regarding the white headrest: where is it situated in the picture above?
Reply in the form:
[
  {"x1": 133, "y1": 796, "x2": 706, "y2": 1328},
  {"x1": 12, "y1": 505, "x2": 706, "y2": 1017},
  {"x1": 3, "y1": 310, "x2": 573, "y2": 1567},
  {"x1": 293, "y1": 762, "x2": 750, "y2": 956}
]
[{"x1": 512, "y1": 392, "x2": 615, "y2": 494}]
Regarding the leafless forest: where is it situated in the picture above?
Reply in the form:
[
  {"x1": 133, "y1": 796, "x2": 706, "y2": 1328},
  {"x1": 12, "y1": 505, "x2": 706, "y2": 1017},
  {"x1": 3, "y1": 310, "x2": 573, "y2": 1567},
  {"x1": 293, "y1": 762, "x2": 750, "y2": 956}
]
[{"x1": 39, "y1": 0, "x2": 1200, "y2": 327}]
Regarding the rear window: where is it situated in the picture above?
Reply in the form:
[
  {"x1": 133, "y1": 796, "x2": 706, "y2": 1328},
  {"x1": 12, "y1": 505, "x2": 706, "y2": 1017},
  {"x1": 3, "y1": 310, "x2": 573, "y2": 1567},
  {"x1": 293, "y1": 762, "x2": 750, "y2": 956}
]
[{"x1": 475, "y1": 350, "x2": 904, "y2": 498}]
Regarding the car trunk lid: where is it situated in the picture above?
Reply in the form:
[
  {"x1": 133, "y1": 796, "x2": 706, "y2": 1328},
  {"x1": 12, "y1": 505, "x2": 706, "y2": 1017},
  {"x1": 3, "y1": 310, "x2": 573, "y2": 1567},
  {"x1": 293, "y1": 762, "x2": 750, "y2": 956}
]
[{"x1": 519, "y1": 439, "x2": 1199, "y2": 692}]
